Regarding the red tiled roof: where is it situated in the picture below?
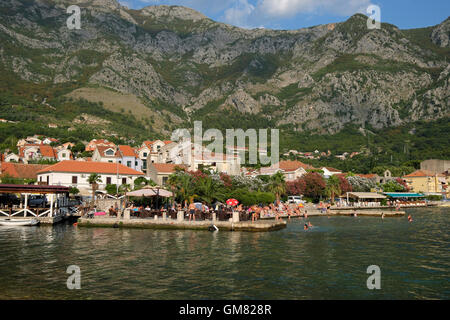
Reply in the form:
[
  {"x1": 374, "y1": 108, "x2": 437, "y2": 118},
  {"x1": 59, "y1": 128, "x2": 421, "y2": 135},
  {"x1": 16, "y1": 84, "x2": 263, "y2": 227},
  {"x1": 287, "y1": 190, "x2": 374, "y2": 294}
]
[
  {"x1": 403, "y1": 170, "x2": 444, "y2": 178},
  {"x1": 279, "y1": 160, "x2": 314, "y2": 172},
  {"x1": 1, "y1": 163, "x2": 50, "y2": 179},
  {"x1": 96, "y1": 146, "x2": 119, "y2": 158},
  {"x1": 37, "y1": 161, "x2": 144, "y2": 175},
  {"x1": 39, "y1": 145, "x2": 57, "y2": 158},
  {"x1": 118, "y1": 145, "x2": 136, "y2": 157},
  {"x1": 357, "y1": 174, "x2": 378, "y2": 179}
]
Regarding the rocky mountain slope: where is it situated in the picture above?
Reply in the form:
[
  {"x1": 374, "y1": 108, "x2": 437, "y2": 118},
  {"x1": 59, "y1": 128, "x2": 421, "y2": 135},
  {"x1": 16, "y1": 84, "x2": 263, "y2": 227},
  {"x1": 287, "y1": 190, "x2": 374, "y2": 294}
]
[{"x1": 0, "y1": 0, "x2": 449, "y2": 138}]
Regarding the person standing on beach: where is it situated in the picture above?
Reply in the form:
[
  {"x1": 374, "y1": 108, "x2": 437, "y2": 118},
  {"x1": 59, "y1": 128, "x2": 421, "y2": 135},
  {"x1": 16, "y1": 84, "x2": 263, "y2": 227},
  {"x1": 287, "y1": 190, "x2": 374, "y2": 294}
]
[{"x1": 189, "y1": 202, "x2": 196, "y2": 221}]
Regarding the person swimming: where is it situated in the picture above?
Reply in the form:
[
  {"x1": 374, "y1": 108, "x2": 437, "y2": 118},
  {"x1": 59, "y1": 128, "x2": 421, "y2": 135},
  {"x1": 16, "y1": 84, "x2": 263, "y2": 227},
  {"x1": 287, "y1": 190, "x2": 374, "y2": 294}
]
[
  {"x1": 304, "y1": 223, "x2": 309, "y2": 230},
  {"x1": 408, "y1": 215, "x2": 413, "y2": 222},
  {"x1": 308, "y1": 222, "x2": 313, "y2": 227}
]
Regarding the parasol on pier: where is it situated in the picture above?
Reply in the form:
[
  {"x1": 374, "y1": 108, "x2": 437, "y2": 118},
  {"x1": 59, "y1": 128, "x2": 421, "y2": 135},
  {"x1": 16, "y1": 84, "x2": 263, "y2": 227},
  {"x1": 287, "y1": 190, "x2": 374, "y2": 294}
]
[{"x1": 226, "y1": 198, "x2": 239, "y2": 206}]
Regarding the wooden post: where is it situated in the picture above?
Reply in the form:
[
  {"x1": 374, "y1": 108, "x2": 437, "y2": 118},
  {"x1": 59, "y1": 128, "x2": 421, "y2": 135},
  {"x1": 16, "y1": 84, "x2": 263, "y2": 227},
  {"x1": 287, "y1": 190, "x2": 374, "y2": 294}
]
[
  {"x1": 24, "y1": 194, "x2": 28, "y2": 217},
  {"x1": 49, "y1": 193, "x2": 54, "y2": 217}
]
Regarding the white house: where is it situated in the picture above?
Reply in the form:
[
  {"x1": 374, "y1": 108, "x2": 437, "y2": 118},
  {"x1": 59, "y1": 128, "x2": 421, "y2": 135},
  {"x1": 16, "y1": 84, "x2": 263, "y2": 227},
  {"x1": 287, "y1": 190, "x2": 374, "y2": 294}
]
[
  {"x1": 117, "y1": 145, "x2": 143, "y2": 172},
  {"x1": 57, "y1": 149, "x2": 72, "y2": 161},
  {"x1": 37, "y1": 161, "x2": 145, "y2": 195},
  {"x1": 138, "y1": 140, "x2": 173, "y2": 173},
  {"x1": 4, "y1": 153, "x2": 20, "y2": 163},
  {"x1": 321, "y1": 167, "x2": 342, "y2": 178},
  {"x1": 259, "y1": 160, "x2": 314, "y2": 181}
]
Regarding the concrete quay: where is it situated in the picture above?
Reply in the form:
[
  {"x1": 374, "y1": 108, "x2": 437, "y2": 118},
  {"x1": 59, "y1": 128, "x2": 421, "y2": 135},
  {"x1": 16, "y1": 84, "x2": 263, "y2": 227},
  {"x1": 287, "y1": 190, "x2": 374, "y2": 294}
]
[{"x1": 77, "y1": 216, "x2": 287, "y2": 232}]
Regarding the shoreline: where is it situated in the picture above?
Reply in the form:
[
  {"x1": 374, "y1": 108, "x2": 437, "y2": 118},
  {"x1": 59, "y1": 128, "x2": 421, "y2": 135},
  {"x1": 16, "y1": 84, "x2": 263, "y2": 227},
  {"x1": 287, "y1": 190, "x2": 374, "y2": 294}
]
[{"x1": 77, "y1": 217, "x2": 287, "y2": 232}]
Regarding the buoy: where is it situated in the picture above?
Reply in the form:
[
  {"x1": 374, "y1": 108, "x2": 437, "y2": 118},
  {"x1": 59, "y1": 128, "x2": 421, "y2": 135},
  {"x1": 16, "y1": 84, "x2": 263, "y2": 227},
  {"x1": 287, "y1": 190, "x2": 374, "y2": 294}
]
[{"x1": 208, "y1": 225, "x2": 219, "y2": 232}]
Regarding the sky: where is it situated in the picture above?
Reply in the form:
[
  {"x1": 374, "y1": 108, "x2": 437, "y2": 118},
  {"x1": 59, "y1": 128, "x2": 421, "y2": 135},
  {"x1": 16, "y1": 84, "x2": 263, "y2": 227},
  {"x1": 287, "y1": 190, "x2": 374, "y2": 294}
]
[{"x1": 117, "y1": 0, "x2": 449, "y2": 30}]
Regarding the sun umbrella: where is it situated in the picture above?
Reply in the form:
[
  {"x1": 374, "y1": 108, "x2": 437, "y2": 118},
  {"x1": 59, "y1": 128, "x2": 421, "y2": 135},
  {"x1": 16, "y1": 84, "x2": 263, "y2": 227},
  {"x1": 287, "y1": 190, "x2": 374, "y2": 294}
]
[
  {"x1": 298, "y1": 203, "x2": 304, "y2": 208},
  {"x1": 226, "y1": 198, "x2": 239, "y2": 206},
  {"x1": 194, "y1": 202, "x2": 203, "y2": 210}
]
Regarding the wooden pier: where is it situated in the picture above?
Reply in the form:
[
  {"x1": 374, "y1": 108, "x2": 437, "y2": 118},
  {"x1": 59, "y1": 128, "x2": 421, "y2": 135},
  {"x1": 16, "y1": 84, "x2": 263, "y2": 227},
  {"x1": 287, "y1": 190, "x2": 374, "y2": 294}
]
[{"x1": 77, "y1": 217, "x2": 287, "y2": 232}]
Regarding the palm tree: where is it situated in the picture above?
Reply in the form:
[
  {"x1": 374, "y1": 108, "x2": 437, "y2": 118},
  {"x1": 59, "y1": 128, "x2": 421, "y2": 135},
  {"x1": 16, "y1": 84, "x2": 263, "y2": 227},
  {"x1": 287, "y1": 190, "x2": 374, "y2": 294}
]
[
  {"x1": 196, "y1": 176, "x2": 224, "y2": 204},
  {"x1": 267, "y1": 171, "x2": 286, "y2": 203},
  {"x1": 325, "y1": 175, "x2": 341, "y2": 204},
  {"x1": 167, "y1": 173, "x2": 194, "y2": 207},
  {"x1": 88, "y1": 173, "x2": 102, "y2": 203}
]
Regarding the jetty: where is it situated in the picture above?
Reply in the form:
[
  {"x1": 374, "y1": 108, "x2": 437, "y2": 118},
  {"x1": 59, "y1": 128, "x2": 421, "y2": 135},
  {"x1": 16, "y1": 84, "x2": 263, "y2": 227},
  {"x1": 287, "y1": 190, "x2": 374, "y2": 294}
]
[
  {"x1": 77, "y1": 216, "x2": 287, "y2": 232},
  {"x1": 0, "y1": 184, "x2": 74, "y2": 225}
]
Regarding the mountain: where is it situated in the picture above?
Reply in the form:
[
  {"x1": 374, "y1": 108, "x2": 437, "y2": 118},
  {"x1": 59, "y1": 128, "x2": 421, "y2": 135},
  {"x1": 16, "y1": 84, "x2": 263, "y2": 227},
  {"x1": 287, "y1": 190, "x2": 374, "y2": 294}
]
[{"x1": 0, "y1": 0, "x2": 449, "y2": 152}]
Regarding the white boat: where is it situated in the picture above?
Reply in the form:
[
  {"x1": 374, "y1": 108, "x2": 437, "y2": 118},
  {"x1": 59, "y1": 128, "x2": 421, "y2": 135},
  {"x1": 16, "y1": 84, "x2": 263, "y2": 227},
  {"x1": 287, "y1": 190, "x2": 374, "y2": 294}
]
[{"x1": 0, "y1": 218, "x2": 40, "y2": 226}]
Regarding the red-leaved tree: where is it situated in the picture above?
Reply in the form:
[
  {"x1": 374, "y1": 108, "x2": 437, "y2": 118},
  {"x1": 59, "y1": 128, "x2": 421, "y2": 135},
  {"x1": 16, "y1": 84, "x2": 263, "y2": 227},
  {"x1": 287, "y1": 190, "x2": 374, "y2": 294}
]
[
  {"x1": 302, "y1": 172, "x2": 326, "y2": 200},
  {"x1": 286, "y1": 178, "x2": 306, "y2": 196}
]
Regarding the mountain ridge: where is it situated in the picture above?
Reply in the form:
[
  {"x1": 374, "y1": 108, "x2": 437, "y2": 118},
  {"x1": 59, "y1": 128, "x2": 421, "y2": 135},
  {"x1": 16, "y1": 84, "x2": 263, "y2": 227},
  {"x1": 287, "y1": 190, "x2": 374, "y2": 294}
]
[{"x1": 0, "y1": 0, "x2": 448, "y2": 141}]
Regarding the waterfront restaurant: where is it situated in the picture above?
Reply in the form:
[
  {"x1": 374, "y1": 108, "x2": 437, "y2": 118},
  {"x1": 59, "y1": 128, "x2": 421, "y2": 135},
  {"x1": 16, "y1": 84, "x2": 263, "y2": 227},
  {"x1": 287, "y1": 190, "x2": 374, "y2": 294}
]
[
  {"x1": 0, "y1": 184, "x2": 69, "y2": 218},
  {"x1": 345, "y1": 192, "x2": 387, "y2": 207}
]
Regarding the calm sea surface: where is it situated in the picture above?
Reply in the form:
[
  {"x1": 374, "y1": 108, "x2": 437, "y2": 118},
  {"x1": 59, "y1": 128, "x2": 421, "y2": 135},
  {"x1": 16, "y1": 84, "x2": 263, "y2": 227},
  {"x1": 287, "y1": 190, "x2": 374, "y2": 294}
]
[{"x1": 0, "y1": 207, "x2": 448, "y2": 300}]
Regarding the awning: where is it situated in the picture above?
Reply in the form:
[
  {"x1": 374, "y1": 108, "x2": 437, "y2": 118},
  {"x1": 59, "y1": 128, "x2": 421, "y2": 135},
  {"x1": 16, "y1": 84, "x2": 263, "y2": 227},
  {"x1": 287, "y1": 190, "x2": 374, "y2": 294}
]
[
  {"x1": 383, "y1": 192, "x2": 425, "y2": 198},
  {"x1": 347, "y1": 192, "x2": 386, "y2": 199},
  {"x1": 126, "y1": 187, "x2": 173, "y2": 198}
]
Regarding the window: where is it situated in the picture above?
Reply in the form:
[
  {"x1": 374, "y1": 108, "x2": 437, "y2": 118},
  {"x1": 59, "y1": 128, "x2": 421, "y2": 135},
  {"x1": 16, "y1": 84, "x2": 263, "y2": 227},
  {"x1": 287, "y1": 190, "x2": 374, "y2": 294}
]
[
  {"x1": 143, "y1": 152, "x2": 148, "y2": 157},
  {"x1": 122, "y1": 178, "x2": 127, "y2": 185},
  {"x1": 108, "y1": 160, "x2": 113, "y2": 163},
  {"x1": 106, "y1": 177, "x2": 111, "y2": 185},
  {"x1": 46, "y1": 176, "x2": 49, "y2": 184},
  {"x1": 72, "y1": 176, "x2": 78, "y2": 184},
  {"x1": 162, "y1": 177, "x2": 168, "y2": 185},
  {"x1": 127, "y1": 161, "x2": 132, "y2": 167},
  {"x1": 62, "y1": 153, "x2": 66, "y2": 158},
  {"x1": 106, "y1": 149, "x2": 114, "y2": 156},
  {"x1": 135, "y1": 161, "x2": 138, "y2": 166}
]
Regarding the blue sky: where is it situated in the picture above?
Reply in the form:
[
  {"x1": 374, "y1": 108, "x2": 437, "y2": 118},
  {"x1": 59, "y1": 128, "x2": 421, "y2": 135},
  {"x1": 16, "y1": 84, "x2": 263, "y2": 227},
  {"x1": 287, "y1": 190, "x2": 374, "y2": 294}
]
[{"x1": 118, "y1": 0, "x2": 450, "y2": 30}]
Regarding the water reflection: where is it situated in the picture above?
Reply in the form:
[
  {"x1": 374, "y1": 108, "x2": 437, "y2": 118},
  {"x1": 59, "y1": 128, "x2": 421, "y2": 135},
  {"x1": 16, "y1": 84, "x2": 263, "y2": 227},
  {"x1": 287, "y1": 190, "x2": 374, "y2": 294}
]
[{"x1": 0, "y1": 207, "x2": 448, "y2": 299}]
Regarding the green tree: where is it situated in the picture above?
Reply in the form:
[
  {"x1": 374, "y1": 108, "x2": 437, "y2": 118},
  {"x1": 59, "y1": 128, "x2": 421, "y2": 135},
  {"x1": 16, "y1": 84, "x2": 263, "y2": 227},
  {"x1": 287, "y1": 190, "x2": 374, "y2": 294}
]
[
  {"x1": 325, "y1": 175, "x2": 341, "y2": 203},
  {"x1": 88, "y1": 173, "x2": 102, "y2": 202},
  {"x1": 267, "y1": 171, "x2": 286, "y2": 202},
  {"x1": 69, "y1": 187, "x2": 80, "y2": 196}
]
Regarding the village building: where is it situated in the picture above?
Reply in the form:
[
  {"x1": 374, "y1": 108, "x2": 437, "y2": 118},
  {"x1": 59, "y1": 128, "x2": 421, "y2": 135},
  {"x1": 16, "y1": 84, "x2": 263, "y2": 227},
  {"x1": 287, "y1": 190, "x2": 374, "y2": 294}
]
[
  {"x1": 138, "y1": 140, "x2": 173, "y2": 173},
  {"x1": 92, "y1": 145, "x2": 121, "y2": 163},
  {"x1": 117, "y1": 145, "x2": 143, "y2": 172},
  {"x1": 321, "y1": 167, "x2": 343, "y2": 178},
  {"x1": 4, "y1": 153, "x2": 20, "y2": 163},
  {"x1": 85, "y1": 139, "x2": 116, "y2": 152},
  {"x1": 259, "y1": 160, "x2": 314, "y2": 181},
  {"x1": 147, "y1": 163, "x2": 186, "y2": 186},
  {"x1": 42, "y1": 137, "x2": 59, "y2": 145},
  {"x1": 0, "y1": 162, "x2": 50, "y2": 183},
  {"x1": 36, "y1": 161, "x2": 145, "y2": 195},
  {"x1": 56, "y1": 149, "x2": 72, "y2": 162},
  {"x1": 91, "y1": 145, "x2": 143, "y2": 172},
  {"x1": 402, "y1": 170, "x2": 448, "y2": 196},
  {"x1": 18, "y1": 144, "x2": 57, "y2": 163}
]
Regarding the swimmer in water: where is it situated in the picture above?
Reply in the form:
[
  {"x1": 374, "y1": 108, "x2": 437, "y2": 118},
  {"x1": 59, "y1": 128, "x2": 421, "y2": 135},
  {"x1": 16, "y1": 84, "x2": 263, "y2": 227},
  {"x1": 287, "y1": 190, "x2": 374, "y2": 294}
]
[
  {"x1": 408, "y1": 215, "x2": 413, "y2": 222},
  {"x1": 308, "y1": 222, "x2": 313, "y2": 228},
  {"x1": 304, "y1": 223, "x2": 309, "y2": 230}
]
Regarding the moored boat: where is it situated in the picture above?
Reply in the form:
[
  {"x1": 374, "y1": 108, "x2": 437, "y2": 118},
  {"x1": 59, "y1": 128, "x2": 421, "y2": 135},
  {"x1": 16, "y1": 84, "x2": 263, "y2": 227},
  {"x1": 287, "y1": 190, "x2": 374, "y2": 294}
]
[{"x1": 0, "y1": 218, "x2": 40, "y2": 226}]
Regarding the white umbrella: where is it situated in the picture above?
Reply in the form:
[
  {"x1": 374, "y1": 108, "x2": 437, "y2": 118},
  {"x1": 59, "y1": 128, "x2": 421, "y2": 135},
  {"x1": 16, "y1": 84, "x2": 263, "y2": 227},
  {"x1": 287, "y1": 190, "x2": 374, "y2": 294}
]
[{"x1": 126, "y1": 187, "x2": 173, "y2": 198}]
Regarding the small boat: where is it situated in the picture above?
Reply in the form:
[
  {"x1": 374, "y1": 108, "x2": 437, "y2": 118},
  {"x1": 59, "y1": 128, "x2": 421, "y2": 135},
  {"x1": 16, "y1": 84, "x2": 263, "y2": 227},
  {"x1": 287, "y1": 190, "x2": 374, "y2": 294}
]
[{"x1": 0, "y1": 218, "x2": 40, "y2": 226}]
